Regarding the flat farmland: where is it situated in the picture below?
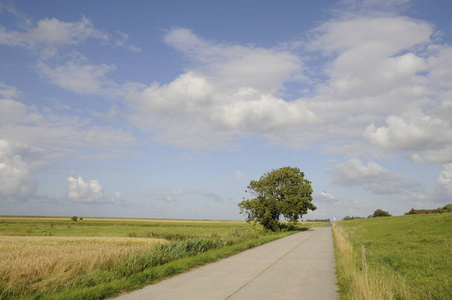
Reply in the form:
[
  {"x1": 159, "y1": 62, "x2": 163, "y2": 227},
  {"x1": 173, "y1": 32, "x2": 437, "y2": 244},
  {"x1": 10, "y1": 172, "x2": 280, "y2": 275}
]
[{"x1": 0, "y1": 216, "x2": 322, "y2": 300}]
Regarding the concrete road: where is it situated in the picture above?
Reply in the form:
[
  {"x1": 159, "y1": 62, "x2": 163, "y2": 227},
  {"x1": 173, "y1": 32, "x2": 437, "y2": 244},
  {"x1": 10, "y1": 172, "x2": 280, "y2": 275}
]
[{"x1": 113, "y1": 226, "x2": 338, "y2": 300}]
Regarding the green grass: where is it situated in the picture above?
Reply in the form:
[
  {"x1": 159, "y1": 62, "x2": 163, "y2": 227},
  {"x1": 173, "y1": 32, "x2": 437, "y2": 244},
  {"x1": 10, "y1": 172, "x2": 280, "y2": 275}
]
[
  {"x1": 0, "y1": 216, "x2": 321, "y2": 300},
  {"x1": 0, "y1": 217, "x2": 258, "y2": 238},
  {"x1": 335, "y1": 213, "x2": 452, "y2": 300}
]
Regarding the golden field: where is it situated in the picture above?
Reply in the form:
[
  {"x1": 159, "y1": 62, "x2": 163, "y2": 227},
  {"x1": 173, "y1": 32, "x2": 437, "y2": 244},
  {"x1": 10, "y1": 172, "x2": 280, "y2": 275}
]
[{"x1": 0, "y1": 236, "x2": 166, "y2": 294}]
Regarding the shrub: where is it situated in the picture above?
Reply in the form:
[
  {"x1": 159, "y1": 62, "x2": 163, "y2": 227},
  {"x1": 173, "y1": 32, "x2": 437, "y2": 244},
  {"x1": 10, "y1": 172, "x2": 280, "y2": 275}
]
[
  {"x1": 343, "y1": 216, "x2": 364, "y2": 220},
  {"x1": 372, "y1": 209, "x2": 391, "y2": 217},
  {"x1": 71, "y1": 216, "x2": 78, "y2": 222}
]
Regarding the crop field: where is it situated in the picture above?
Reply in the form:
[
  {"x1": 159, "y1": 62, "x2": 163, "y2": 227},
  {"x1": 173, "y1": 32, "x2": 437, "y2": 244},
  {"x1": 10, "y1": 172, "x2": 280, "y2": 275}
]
[
  {"x1": 0, "y1": 216, "x2": 322, "y2": 300},
  {"x1": 333, "y1": 213, "x2": 452, "y2": 300}
]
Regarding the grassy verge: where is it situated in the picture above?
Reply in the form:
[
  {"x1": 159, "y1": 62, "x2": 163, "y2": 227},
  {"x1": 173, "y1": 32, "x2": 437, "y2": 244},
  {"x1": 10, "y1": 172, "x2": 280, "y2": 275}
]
[
  {"x1": 333, "y1": 213, "x2": 452, "y2": 300},
  {"x1": 0, "y1": 217, "x2": 318, "y2": 300}
]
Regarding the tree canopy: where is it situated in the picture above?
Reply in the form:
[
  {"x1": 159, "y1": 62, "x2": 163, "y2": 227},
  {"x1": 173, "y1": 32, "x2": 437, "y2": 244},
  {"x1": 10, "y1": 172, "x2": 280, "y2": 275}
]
[
  {"x1": 238, "y1": 166, "x2": 316, "y2": 231},
  {"x1": 372, "y1": 209, "x2": 391, "y2": 217}
]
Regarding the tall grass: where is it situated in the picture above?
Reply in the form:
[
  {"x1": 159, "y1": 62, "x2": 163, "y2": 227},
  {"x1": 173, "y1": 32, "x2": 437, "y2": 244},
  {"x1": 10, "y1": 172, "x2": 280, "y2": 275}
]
[
  {"x1": 333, "y1": 213, "x2": 452, "y2": 300},
  {"x1": 333, "y1": 223, "x2": 420, "y2": 299}
]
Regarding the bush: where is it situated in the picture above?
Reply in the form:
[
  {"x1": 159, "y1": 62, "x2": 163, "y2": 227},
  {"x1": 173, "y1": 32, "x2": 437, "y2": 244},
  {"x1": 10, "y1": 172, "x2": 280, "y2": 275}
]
[
  {"x1": 71, "y1": 216, "x2": 78, "y2": 222},
  {"x1": 342, "y1": 216, "x2": 364, "y2": 220},
  {"x1": 372, "y1": 209, "x2": 391, "y2": 217}
]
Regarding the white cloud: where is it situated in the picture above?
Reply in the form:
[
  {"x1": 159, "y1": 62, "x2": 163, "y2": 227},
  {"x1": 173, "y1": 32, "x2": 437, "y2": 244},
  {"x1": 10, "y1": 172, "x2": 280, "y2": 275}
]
[
  {"x1": 331, "y1": 158, "x2": 419, "y2": 194},
  {"x1": 0, "y1": 16, "x2": 107, "y2": 48},
  {"x1": 164, "y1": 28, "x2": 302, "y2": 94},
  {"x1": 364, "y1": 109, "x2": 452, "y2": 162},
  {"x1": 316, "y1": 191, "x2": 345, "y2": 206},
  {"x1": 0, "y1": 15, "x2": 138, "y2": 53},
  {"x1": 427, "y1": 46, "x2": 452, "y2": 90},
  {"x1": 127, "y1": 17, "x2": 443, "y2": 150},
  {"x1": 36, "y1": 61, "x2": 144, "y2": 98},
  {"x1": 0, "y1": 85, "x2": 136, "y2": 159},
  {"x1": 406, "y1": 153, "x2": 424, "y2": 163},
  {"x1": 128, "y1": 30, "x2": 317, "y2": 149},
  {"x1": 233, "y1": 171, "x2": 245, "y2": 182},
  {"x1": 438, "y1": 164, "x2": 452, "y2": 196},
  {"x1": 308, "y1": 16, "x2": 431, "y2": 57},
  {"x1": 336, "y1": 0, "x2": 411, "y2": 16},
  {"x1": 37, "y1": 61, "x2": 116, "y2": 95},
  {"x1": 0, "y1": 82, "x2": 23, "y2": 99},
  {"x1": 67, "y1": 176, "x2": 121, "y2": 204},
  {"x1": 0, "y1": 139, "x2": 40, "y2": 198}
]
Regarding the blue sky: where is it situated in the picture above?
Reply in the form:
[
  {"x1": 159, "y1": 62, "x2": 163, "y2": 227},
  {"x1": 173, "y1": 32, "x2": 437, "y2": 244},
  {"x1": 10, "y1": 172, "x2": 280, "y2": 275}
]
[{"x1": 1, "y1": 0, "x2": 452, "y2": 220}]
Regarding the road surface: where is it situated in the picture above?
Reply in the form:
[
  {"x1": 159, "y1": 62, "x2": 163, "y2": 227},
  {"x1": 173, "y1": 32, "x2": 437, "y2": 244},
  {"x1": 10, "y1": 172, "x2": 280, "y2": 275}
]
[{"x1": 113, "y1": 226, "x2": 338, "y2": 300}]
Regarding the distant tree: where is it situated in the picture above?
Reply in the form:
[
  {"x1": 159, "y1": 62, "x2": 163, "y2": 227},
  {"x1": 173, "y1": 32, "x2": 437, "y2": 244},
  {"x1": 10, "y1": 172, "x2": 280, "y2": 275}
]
[
  {"x1": 432, "y1": 204, "x2": 452, "y2": 213},
  {"x1": 238, "y1": 167, "x2": 316, "y2": 231},
  {"x1": 405, "y1": 208, "x2": 416, "y2": 215},
  {"x1": 372, "y1": 209, "x2": 391, "y2": 217},
  {"x1": 343, "y1": 216, "x2": 364, "y2": 220},
  {"x1": 71, "y1": 216, "x2": 78, "y2": 222}
]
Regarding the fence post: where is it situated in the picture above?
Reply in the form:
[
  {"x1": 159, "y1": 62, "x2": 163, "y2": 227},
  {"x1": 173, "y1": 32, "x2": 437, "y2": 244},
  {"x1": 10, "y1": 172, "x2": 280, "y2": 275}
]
[
  {"x1": 361, "y1": 245, "x2": 367, "y2": 273},
  {"x1": 235, "y1": 228, "x2": 238, "y2": 236}
]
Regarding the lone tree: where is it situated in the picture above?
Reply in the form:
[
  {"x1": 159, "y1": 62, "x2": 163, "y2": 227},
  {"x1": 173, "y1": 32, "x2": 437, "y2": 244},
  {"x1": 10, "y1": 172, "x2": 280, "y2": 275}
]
[
  {"x1": 372, "y1": 209, "x2": 391, "y2": 217},
  {"x1": 238, "y1": 167, "x2": 316, "y2": 231}
]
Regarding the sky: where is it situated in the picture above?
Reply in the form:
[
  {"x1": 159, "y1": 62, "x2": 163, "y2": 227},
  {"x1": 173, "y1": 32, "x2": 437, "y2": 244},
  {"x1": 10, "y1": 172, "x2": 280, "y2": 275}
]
[{"x1": 1, "y1": 0, "x2": 452, "y2": 221}]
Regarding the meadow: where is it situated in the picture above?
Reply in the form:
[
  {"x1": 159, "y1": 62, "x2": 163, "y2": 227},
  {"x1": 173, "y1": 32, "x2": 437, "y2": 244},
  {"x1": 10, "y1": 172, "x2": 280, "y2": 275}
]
[
  {"x1": 0, "y1": 216, "x2": 321, "y2": 300},
  {"x1": 333, "y1": 213, "x2": 452, "y2": 300}
]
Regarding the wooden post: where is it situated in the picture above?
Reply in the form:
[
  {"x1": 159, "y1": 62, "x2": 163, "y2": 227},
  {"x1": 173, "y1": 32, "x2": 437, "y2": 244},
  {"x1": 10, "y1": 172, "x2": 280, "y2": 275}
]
[
  {"x1": 361, "y1": 245, "x2": 367, "y2": 273},
  {"x1": 235, "y1": 228, "x2": 238, "y2": 236}
]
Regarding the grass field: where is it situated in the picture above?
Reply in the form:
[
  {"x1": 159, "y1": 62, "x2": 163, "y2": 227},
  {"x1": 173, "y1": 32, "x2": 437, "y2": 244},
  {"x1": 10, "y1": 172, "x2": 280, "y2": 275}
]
[
  {"x1": 333, "y1": 213, "x2": 452, "y2": 300},
  {"x1": 0, "y1": 216, "x2": 323, "y2": 300}
]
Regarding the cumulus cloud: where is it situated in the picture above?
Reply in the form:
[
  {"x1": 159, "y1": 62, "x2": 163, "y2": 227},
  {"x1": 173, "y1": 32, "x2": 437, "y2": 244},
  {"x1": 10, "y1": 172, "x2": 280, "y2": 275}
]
[
  {"x1": 316, "y1": 192, "x2": 345, "y2": 206},
  {"x1": 364, "y1": 109, "x2": 452, "y2": 163},
  {"x1": 36, "y1": 61, "x2": 143, "y2": 98},
  {"x1": 233, "y1": 171, "x2": 245, "y2": 182},
  {"x1": 437, "y1": 164, "x2": 452, "y2": 196},
  {"x1": 0, "y1": 83, "x2": 135, "y2": 158},
  {"x1": 128, "y1": 29, "x2": 317, "y2": 149},
  {"x1": 0, "y1": 139, "x2": 41, "y2": 198},
  {"x1": 336, "y1": 0, "x2": 411, "y2": 16},
  {"x1": 330, "y1": 158, "x2": 419, "y2": 194},
  {"x1": 67, "y1": 176, "x2": 121, "y2": 204},
  {"x1": 164, "y1": 28, "x2": 302, "y2": 94},
  {"x1": 0, "y1": 16, "x2": 107, "y2": 47},
  {"x1": 0, "y1": 13, "x2": 139, "y2": 57},
  {"x1": 0, "y1": 82, "x2": 23, "y2": 98},
  {"x1": 128, "y1": 14, "x2": 443, "y2": 150},
  {"x1": 37, "y1": 61, "x2": 116, "y2": 95}
]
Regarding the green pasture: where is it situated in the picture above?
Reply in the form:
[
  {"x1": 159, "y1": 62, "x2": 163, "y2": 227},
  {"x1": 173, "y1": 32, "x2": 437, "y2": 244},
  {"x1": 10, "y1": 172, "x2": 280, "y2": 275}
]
[
  {"x1": 337, "y1": 213, "x2": 452, "y2": 299},
  {"x1": 0, "y1": 217, "x2": 260, "y2": 239}
]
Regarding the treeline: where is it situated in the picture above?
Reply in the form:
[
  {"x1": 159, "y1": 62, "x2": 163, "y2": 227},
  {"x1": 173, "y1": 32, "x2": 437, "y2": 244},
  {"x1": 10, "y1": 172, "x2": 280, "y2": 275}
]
[
  {"x1": 343, "y1": 209, "x2": 391, "y2": 220},
  {"x1": 305, "y1": 219, "x2": 331, "y2": 222},
  {"x1": 405, "y1": 204, "x2": 452, "y2": 215},
  {"x1": 342, "y1": 204, "x2": 452, "y2": 220}
]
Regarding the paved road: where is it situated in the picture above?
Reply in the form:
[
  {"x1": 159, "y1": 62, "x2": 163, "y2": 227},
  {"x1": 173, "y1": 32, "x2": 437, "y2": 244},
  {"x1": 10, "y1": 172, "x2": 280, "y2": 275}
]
[{"x1": 113, "y1": 226, "x2": 338, "y2": 300}]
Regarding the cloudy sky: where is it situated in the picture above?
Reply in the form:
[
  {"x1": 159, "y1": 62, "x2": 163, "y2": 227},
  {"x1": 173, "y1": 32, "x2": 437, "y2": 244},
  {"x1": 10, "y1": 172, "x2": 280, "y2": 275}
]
[{"x1": 1, "y1": 0, "x2": 451, "y2": 220}]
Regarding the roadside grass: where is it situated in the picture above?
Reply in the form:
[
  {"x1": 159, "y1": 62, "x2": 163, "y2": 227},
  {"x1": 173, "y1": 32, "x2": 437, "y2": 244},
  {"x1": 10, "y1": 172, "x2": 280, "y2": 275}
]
[
  {"x1": 333, "y1": 213, "x2": 452, "y2": 300},
  {"x1": 0, "y1": 217, "x2": 321, "y2": 300}
]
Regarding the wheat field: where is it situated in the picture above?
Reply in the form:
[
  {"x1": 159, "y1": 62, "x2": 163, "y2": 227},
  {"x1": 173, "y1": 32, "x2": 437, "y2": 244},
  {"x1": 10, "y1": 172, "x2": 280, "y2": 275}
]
[{"x1": 0, "y1": 236, "x2": 166, "y2": 294}]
